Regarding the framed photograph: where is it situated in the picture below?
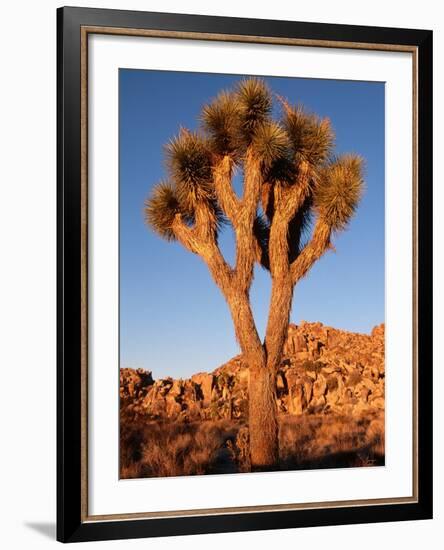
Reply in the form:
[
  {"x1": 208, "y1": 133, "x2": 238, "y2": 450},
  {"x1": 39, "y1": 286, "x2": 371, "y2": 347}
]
[{"x1": 57, "y1": 6, "x2": 433, "y2": 543}]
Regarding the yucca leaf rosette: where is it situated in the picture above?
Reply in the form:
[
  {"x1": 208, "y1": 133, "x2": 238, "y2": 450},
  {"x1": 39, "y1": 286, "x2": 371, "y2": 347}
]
[
  {"x1": 201, "y1": 90, "x2": 241, "y2": 156},
  {"x1": 313, "y1": 155, "x2": 364, "y2": 231},
  {"x1": 251, "y1": 121, "x2": 290, "y2": 170},
  {"x1": 144, "y1": 181, "x2": 187, "y2": 241},
  {"x1": 282, "y1": 104, "x2": 334, "y2": 168},
  {"x1": 236, "y1": 79, "x2": 272, "y2": 146},
  {"x1": 166, "y1": 129, "x2": 214, "y2": 209}
]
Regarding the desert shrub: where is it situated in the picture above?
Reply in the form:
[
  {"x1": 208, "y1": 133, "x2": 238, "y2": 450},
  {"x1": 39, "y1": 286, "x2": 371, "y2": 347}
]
[
  {"x1": 141, "y1": 429, "x2": 195, "y2": 477},
  {"x1": 120, "y1": 419, "x2": 238, "y2": 478},
  {"x1": 278, "y1": 412, "x2": 384, "y2": 470},
  {"x1": 120, "y1": 412, "x2": 385, "y2": 478},
  {"x1": 119, "y1": 422, "x2": 144, "y2": 475},
  {"x1": 365, "y1": 416, "x2": 385, "y2": 456}
]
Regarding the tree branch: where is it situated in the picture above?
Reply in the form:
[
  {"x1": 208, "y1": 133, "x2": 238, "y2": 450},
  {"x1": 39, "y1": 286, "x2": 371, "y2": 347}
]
[
  {"x1": 275, "y1": 161, "x2": 310, "y2": 222},
  {"x1": 172, "y1": 211, "x2": 233, "y2": 291},
  {"x1": 194, "y1": 202, "x2": 218, "y2": 243},
  {"x1": 266, "y1": 162, "x2": 310, "y2": 276},
  {"x1": 233, "y1": 151, "x2": 263, "y2": 290},
  {"x1": 213, "y1": 155, "x2": 239, "y2": 223},
  {"x1": 171, "y1": 214, "x2": 203, "y2": 254},
  {"x1": 263, "y1": 162, "x2": 312, "y2": 369},
  {"x1": 290, "y1": 218, "x2": 332, "y2": 284},
  {"x1": 264, "y1": 274, "x2": 294, "y2": 371},
  {"x1": 240, "y1": 151, "x2": 262, "y2": 216},
  {"x1": 225, "y1": 288, "x2": 266, "y2": 364}
]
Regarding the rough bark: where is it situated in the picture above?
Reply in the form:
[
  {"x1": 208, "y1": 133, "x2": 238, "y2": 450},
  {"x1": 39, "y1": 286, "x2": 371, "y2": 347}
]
[
  {"x1": 223, "y1": 287, "x2": 279, "y2": 469},
  {"x1": 248, "y1": 360, "x2": 279, "y2": 469},
  {"x1": 234, "y1": 152, "x2": 262, "y2": 291},
  {"x1": 213, "y1": 156, "x2": 238, "y2": 222},
  {"x1": 291, "y1": 219, "x2": 332, "y2": 284},
  {"x1": 265, "y1": 275, "x2": 294, "y2": 371},
  {"x1": 224, "y1": 288, "x2": 264, "y2": 363}
]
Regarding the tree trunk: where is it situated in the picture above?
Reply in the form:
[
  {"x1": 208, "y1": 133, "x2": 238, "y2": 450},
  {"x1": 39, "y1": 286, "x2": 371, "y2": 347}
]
[
  {"x1": 247, "y1": 273, "x2": 293, "y2": 470},
  {"x1": 222, "y1": 288, "x2": 279, "y2": 470},
  {"x1": 265, "y1": 275, "x2": 294, "y2": 370},
  {"x1": 248, "y1": 360, "x2": 279, "y2": 470}
]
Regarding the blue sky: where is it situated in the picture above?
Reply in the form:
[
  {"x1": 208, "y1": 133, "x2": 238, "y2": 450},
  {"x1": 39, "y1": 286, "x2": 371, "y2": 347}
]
[{"x1": 119, "y1": 70, "x2": 385, "y2": 379}]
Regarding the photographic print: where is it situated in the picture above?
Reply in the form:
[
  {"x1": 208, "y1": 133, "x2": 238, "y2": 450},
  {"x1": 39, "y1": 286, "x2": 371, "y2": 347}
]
[
  {"x1": 119, "y1": 70, "x2": 385, "y2": 479},
  {"x1": 58, "y1": 8, "x2": 432, "y2": 541}
]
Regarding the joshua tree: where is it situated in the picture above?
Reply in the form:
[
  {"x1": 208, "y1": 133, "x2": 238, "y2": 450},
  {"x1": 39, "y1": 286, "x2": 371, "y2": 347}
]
[{"x1": 145, "y1": 79, "x2": 364, "y2": 470}]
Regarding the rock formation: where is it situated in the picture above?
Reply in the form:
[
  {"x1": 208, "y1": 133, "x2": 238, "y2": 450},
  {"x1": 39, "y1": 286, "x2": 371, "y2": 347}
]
[{"x1": 120, "y1": 322, "x2": 385, "y2": 422}]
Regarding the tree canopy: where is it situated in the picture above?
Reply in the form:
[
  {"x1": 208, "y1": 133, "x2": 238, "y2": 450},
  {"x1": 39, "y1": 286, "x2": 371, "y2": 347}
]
[{"x1": 145, "y1": 78, "x2": 364, "y2": 282}]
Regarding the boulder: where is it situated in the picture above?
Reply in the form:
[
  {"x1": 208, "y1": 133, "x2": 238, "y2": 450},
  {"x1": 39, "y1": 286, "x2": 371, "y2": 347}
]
[
  {"x1": 119, "y1": 321, "x2": 384, "y2": 421},
  {"x1": 191, "y1": 372, "x2": 214, "y2": 405},
  {"x1": 289, "y1": 383, "x2": 306, "y2": 415},
  {"x1": 313, "y1": 374, "x2": 327, "y2": 399}
]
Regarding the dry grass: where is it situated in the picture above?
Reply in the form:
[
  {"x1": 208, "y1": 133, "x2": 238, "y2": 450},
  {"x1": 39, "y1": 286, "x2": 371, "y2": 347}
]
[
  {"x1": 120, "y1": 412, "x2": 384, "y2": 479},
  {"x1": 120, "y1": 419, "x2": 238, "y2": 479},
  {"x1": 279, "y1": 413, "x2": 384, "y2": 470}
]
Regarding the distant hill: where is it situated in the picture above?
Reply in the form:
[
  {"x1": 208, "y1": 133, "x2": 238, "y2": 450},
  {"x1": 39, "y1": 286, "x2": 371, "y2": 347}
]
[{"x1": 120, "y1": 321, "x2": 385, "y2": 423}]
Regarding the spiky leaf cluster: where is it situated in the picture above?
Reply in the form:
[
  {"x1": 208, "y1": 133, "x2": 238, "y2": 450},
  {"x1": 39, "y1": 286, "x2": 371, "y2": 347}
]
[
  {"x1": 146, "y1": 129, "x2": 226, "y2": 240},
  {"x1": 236, "y1": 79, "x2": 272, "y2": 143},
  {"x1": 313, "y1": 155, "x2": 364, "y2": 231},
  {"x1": 201, "y1": 79, "x2": 273, "y2": 158},
  {"x1": 201, "y1": 91, "x2": 241, "y2": 156},
  {"x1": 283, "y1": 105, "x2": 334, "y2": 167},
  {"x1": 145, "y1": 78, "x2": 365, "y2": 251},
  {"x1": 252, "y1": 121, "x2": 290, "y2": 169},
  {"x1": 144, "y1": 182, "x2": 188, "y2": 241},
  {"x1": 166, "y1": 129, "x2": 214, "y2": 210}
]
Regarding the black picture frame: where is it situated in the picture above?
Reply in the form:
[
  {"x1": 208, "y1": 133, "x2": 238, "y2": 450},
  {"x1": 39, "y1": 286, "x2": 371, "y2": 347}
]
[{"x1": 57, "y1": 6, "x2": 433, "y2": 543}]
